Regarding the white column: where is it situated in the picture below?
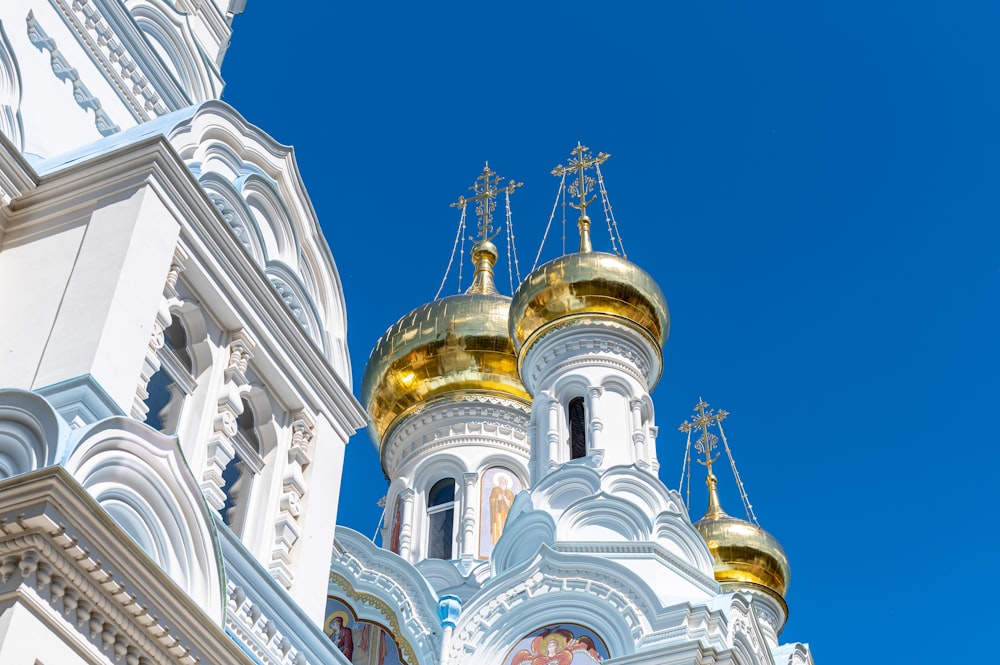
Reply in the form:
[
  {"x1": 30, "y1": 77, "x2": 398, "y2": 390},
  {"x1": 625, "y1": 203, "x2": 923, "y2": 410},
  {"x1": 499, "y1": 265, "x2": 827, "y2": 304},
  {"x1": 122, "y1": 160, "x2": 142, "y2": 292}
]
[
  {"x1": 459, "y1": 472, "x2": 478, "y2": 559},
  {"x1": 397, "y1": 488, "x2": 416, "y2": 561}
]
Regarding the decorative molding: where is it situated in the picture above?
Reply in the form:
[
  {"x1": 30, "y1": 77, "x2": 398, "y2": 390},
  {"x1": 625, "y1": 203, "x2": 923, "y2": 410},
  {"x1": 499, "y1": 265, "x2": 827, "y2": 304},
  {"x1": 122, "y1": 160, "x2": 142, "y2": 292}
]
[
  {"x1": 49, "y1": 0, "x2": 173, "y2": 119},
  {"x1": 225, "y1": 580, "x2": 306, "y2": 665},
  {"x1": 0, "y1": 22, "x2": 25, "y2": 152},
  {"x1": 520, "y1": 318, "x2": 660, "y2": 393},
  {"x1": 207, "y1": 191, "x2": 255, "y2": 257},
  {"x1": 25, "y1": 11, "x2": 120, "y2": 137},
  {"x1": 0, "y1": 468, "x2": 249, "y2": 665},
  {"x1": 268, "y1": 411, "x2": 313, "y2": 588},
  {"x1": 331, "y1": 528, "x2": 442, "y2": 665}
]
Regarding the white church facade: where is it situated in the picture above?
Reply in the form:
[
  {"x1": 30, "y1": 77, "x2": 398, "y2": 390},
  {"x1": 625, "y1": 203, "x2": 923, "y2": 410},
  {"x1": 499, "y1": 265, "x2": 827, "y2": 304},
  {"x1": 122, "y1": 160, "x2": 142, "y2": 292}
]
[{"x1": 0, "y1": 2, "x2": 815, "y2": 664}]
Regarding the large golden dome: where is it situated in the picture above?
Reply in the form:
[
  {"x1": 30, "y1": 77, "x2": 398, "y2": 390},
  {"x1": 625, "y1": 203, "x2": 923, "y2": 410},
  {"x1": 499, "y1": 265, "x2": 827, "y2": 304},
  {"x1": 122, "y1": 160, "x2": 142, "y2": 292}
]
[
  {"x1": 509, "y1": 217, "x2": 669, "y2": 378},
  {"x1": 361, "y1": 241, "x2": 529, "y2": 448},
  {"x1": 694, "y1": 475, "x2": 790, "y2": 601}
]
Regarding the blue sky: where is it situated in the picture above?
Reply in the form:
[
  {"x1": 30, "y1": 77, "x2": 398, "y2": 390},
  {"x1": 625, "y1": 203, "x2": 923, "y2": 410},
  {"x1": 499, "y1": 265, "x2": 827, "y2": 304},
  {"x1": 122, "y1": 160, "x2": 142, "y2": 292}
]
[{"x1": 221, "y1": 2, "x2": 1000, "y2": 661}]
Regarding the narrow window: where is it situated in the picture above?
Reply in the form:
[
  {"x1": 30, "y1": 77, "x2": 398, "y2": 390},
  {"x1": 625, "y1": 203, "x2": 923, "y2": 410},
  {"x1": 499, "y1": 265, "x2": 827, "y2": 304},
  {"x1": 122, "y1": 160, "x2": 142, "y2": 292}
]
[
  {"x1": 427, "y1": 479, "x2": 455, "y2": 559},
  {"x1": 143, "y1": 319, "x2": 195, "y2": 432},
  {"x1": 220, "y1": 398, "x2": 264, "y2": 535},
  {"x1": 569, "y1": 397, "x2": 587, "y2": 460}
]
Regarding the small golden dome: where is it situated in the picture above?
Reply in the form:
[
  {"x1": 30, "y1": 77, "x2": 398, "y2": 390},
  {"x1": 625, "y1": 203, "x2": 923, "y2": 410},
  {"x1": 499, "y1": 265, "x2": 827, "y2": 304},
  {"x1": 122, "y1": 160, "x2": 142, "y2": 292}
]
[
  {"x1": 361, "y1": 241, "x2": 529, "y2": 449},
  {"x1": 694, "y1": 475, "x2": 790, "y2": 600},
  {"x1": 509, "y1": 221, "x2": 669, "y2": 378}
]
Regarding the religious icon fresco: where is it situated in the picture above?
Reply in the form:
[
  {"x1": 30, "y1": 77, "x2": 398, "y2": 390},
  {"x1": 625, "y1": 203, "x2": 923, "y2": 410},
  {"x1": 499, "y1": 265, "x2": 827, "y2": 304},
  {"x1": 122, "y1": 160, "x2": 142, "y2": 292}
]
[
  {"x1": 388, "y1": 495, "x2": 402, "y2": 554},
  {"x1": 503, "y1": 625, "x2": 608, "y2": 665},
  {"x1": 479, "y1": 466, "x2": 523, "y2": 558},
  {"x1": 324, "y1": 597, "x2": 406, "y2": 665}
]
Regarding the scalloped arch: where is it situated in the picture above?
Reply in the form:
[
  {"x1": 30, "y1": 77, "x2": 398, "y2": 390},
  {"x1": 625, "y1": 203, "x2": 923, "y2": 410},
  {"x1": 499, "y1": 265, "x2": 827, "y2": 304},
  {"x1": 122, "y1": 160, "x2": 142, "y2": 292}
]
[
  {"x1": 0, "y1": 22, "x2": 24, "y2": 152},
  {"x1": 459, "y1": 550, "x2": 652, "y2": 663},
  {"x1": 242, "y1": 172, "x2": 297, "y2": 261},
  {"x1": 166, "y1": 101, "x2": 351, "y2": 374},
  {"x1": 266, "y1": 262, "x2": 326, "y2": 352},
  {"x1": 0, "y1": 389, "x2": 65, "y2": 479},
  {"x1": 129, "y1": 0, "x2": 211, "y2": 102},
  {"x1": 65, "y1": 418, "x2": 224, "y2": 623},
  {"x1": 489, "y1": 509, "x2": 555, "y2": 574},
  {"x1": 198, "y1": 172, "x2": 266, "y2": 265},
  {"x1": 600, "y1": 467, "x2": 678, "y2": 516},
  {"x1": 557, "y1": 493, "x2": 651, "y2": 542},
  {"x1": 651, "y1": 515, "x2": 716, "y2": 571}
]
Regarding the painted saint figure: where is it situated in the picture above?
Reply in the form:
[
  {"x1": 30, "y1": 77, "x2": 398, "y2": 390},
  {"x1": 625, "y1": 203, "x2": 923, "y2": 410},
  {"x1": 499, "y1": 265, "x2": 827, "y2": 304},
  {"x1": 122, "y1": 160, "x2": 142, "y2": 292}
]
[
  {"x1": 489, "y1": 472, "x2": 515, "y2": 544},
  {"x1": 327, "y1": 611, "x2": 354, "y2": 659},
  {"x1": 509, "y1": 628, "x2": 602, "y2": 665}
]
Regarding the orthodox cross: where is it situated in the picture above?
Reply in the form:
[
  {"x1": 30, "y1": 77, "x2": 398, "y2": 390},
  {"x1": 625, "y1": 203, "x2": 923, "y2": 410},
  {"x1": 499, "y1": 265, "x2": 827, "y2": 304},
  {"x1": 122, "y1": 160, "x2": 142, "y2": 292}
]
[
  {"x1": 450, "y1": 162, "x2": 522, "y2": 242},
  {"x1": 679, "y1": 398, "x2": 729, "y2": 475},
  {"x1": 551, "y1": 142, "x2": 610, "y2": 218}
]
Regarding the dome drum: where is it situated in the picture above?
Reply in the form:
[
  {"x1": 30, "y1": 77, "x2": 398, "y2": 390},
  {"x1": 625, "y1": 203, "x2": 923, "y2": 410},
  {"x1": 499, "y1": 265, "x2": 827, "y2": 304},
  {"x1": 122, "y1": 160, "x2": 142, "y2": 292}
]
[
  {"x1": 509, "y1": 252, "x2": 669, "y2": 391},
  {"x1": 362, "y1": 292, "x2": 529, "y2": 452}
]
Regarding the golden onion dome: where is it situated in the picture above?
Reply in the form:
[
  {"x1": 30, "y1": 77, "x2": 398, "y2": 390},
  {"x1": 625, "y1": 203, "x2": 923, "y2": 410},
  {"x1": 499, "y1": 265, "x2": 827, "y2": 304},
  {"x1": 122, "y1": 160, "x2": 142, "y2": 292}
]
[
  {"x1": 361, "y1": 240, "x2": 529, "y2": 449},
  {"x1": 509, "y1": 216, "x2": 669, "y2": 375},
  {"x1": 694, "y1": 474, "x2": 790, "y2": 601}
]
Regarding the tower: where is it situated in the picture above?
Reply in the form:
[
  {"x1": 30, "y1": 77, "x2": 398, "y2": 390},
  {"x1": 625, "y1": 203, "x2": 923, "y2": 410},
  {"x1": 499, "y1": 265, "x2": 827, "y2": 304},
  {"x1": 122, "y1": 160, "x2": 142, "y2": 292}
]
[
  {"x1": 362, "y1": 165, "x2": 531, "y2": 583},
  {"x1": 0, "y1": 2, "x2": 366, "y2": 663},
  {"x1": 682, "y1": 399, "x2": 792, "y2": 650},
  {"x1": 329, "y1": 145, "x2": 816, "y2": 665}
]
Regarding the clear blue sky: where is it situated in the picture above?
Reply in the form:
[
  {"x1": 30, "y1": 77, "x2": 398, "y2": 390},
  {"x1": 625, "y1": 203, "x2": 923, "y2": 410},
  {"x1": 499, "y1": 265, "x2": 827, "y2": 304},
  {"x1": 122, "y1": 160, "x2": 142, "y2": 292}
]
[{"x1": 221, "y1": 3, "x2": 999, "y2": 661}]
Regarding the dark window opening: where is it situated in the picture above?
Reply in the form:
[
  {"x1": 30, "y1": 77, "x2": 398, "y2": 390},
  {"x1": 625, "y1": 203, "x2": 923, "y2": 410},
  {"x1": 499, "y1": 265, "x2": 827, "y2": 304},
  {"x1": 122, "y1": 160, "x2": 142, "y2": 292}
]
[
  {"x1": 427, "y1": 478, "x2": 455, "y2": 559},
  {"x1": 221, "y1": 399, "x2": 262, "y2": 534},
  {"x1": 143, "y1": 369, "x2": 174, "y2": 432},
  {"x1": 569, "y1": 396, "x2": 587, "y2": 460}
]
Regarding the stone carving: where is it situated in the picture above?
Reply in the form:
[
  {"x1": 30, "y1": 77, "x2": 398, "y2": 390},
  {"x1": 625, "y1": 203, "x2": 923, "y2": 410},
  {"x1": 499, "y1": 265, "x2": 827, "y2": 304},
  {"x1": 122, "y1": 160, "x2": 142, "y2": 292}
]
[
  {"x1": 201, "y1": 332, "x2": 255, "y2": 511},
  {"x1": 50, "y1": 0, "x2": 170, "y2": 119},
  {"x1": 269, "y1": 412, "x2": 314, "y2": 588},
  {"x1": 0, "y1": 524, "x2": 203, "y2": 665},
  {"x1": 25, "y1": 11, "x2": 120, "y2": 137},
  {"x1": 208, "y1": 192, "x2": 256, "y2": 257},
  {"x1": 226, "y1": 580, "x2": 308, "y2": 665}
]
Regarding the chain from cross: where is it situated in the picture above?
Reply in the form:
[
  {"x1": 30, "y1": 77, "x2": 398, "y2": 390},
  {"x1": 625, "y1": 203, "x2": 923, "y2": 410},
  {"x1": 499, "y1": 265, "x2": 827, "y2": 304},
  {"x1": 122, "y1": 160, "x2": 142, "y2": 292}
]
[
  {"x1": 450, "y1": 162, "x2": 522, "y2": 243},
  {"x1": 551, "y1": 142, "x2": 610, "y2": 217},
  {"x1": 679, "y1": 398, "x2": 729, "y2": 472}
]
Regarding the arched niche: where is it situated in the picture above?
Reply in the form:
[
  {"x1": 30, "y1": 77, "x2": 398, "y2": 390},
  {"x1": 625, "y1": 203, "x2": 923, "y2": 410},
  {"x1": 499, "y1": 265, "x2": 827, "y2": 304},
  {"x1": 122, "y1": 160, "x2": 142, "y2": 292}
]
[
  {"x1": 241, "y1": 172, "x2": 297, "y2": 262},
  {"x1": 266, "y1": 262, "x2": 326, "y2": 352},
  {"x1": 198, "y1": 172, "x2": 266, "y2": 265},
  {"x1": 65, "y1": 418, "x2": 224, "y2": 623}
]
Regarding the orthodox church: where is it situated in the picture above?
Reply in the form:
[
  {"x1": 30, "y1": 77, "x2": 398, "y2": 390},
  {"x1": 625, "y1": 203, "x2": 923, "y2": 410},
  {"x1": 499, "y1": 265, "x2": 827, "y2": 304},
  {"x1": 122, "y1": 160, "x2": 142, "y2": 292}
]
[{"x1": 0, "y1": 2, "x2": 815, "y2": 665}]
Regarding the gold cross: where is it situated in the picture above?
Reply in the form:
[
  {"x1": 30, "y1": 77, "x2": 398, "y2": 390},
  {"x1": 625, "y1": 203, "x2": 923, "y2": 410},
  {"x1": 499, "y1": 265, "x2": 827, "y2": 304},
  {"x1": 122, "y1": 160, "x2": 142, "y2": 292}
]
[
  {"x1": 551, "y1": 142, "x2": 610, "y2": 217},
  {"x1": 451, "y1": 162, "x2": 522, "y2": 242},
  {"x1": 679, "y1": 398, "x2": 729, "y2": 474}
]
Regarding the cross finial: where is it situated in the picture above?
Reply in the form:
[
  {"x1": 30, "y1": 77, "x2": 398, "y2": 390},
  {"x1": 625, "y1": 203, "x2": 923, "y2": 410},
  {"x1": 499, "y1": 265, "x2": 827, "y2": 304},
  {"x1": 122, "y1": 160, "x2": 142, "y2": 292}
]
[
  {"x1": 451, "y1": 162, "x2": 522, "y2": 244},
  {"x1": 551, "y1": 142, "x2": 609, "y2": 252},
  {"x1": 679, "y1": 398, "x2": 729, "y2": 476}
]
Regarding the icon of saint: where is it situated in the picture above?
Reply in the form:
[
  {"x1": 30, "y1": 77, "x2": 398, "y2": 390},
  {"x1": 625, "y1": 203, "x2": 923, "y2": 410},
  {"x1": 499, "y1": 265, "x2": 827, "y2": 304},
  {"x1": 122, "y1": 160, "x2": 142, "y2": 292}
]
[
  {"x1": 327, "y1": 611, "x2": 354, "y2": 659},
  {"x1": 489, "y1": 471, "x2": 515, "y2": 544}
]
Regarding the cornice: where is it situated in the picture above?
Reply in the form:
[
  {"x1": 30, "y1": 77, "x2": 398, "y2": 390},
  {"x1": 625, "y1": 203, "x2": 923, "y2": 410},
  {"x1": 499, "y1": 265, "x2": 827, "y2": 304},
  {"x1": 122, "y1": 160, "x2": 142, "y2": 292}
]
[
  {"x1": 381, "y1": 394, "x2": 531, "y2": 478},
  {"x1": 520, "y1": 318, "x2": 661, "y2": 392},
  {"x1": 0, "y1": 132, "x2": 37, "y2": 208},
  {"x1": 0, "y1": 466, "x2": 252, "y2": 664}
]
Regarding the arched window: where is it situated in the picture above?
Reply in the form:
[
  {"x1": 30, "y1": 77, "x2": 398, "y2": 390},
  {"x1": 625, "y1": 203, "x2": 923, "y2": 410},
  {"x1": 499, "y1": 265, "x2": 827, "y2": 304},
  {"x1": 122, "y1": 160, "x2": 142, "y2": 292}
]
[
  {"x1": 220, "y1": 398, "x2": 264, "y2": 535},
  {"x1": 569, "y1": 397, "x2": 587, "y2": 460},
  {"x1": 143, "y1": 319, "x2": 195, "y2": 432},
  {"x1": 427, "y1": 479, "x2": 455, "y2": 559}
]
